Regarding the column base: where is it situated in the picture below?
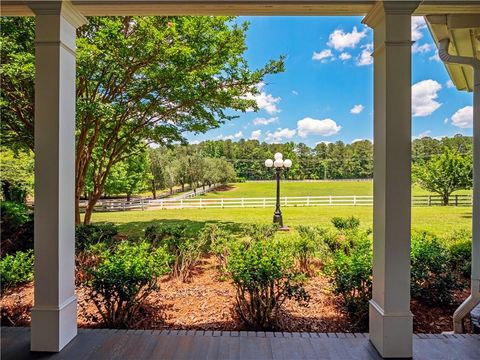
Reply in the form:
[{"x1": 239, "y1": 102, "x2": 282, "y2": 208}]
[
  {"x1": 369, "y1": 300, "x2": 413, "y2": 358},
  {"x1": 31, "y1": 295, "x2": 77, "y2": 352}
]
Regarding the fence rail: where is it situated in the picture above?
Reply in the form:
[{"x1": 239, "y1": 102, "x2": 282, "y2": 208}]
[{"x1": 78, "y1": 194, "x2": 472, "y2": 212}]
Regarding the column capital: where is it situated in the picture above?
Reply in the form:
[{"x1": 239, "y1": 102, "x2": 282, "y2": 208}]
[
  {"x1": 363, "y1": 1, "x2": 420, "y2": 28},
  {"x1": 28, "y1": 1, "x2": 87, "y2": 28}
]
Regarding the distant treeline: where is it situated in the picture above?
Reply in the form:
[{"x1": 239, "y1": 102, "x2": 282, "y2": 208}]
[{"x1": 172, "y1": 134, "x2": 472, "y2": 180}]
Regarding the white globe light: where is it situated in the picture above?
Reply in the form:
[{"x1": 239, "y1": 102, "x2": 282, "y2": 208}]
[
  {"x1": 265, "y1": 159, "x2": 274, "y2": 168},
  {"x1": 274, "y1": 159, "x2": 284, "y2": 168},
  {"x1": 284, "y1": 159, "x2": 292, "y2": 168},
  {"x1": 274, "y1": 152, "x2": 283, "y2": 161}
]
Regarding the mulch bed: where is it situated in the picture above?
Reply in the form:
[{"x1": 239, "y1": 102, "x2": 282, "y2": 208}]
[{"x1": 0, "y1": 257, "x2": 470, "y2": 333}]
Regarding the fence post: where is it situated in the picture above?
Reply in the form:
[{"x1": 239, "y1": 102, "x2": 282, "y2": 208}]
[
  {"x1": 284, "y1": 197, "x2": 288, "y2": 206},
  {"x1": 199, "y1": 198, "x2": 202, "y2": 208},
  {"x1": 160, "y1": 200, "x2": 163, "y2": 210},
  {"x1": 428, "y1": 195, "x2": 432, "y2": 206},
  {"x1": 122, "y1": 202, "x2": 126, "y2": 211},
  {"x1": 329, "y1": 195, "x2": 332, "y2": 205},
  {"x1": 263, "y1": 198, "x2": 266, "y2": 208},
  {"x1": 221, "y1": 198, "x2": 224, "y2": 208},
  {"x1": 353, "y1": 195, "x2": 357, "y2": 206},
  {"x1": 306, "y1": 196, "x2": 310, "y2": 206},
  {"x1": 180, "y1": 199, "x2": 183, "y2": 209},
  {"x1": 241, "y1": 198, "x2": 244, "y2": 208},
  {"x1": 455, "y1": 195, "x2": 458, "y2": 207}
]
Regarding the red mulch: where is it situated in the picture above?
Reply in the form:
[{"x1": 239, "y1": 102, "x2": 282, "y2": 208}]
[{"x1": 0, "y1": 257, "x2": 470, "y2": 333}]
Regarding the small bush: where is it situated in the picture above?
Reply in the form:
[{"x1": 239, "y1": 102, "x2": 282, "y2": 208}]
[
  {"x1": 325, "y1": 238, "x2": 372, "y2": 329},
  {"x1": 199, "y1": 224, "x2": 235, "y2": 275},
  {"x1": 75, "y1": 223, "x2": 118, "y2": 252},
  {"x1": 293, "y1": 226, "x2": 326, "y2": 275},
  {"x1": 0, "y1": 250, "x2": 34, "y2": 292},
  {"x1": 145, "y1": 223, "x2": 207, "y2": 282},
  {"x1": 0, "y1": 201, "x2": 34, "y2": 255},
  {"x1": 331, "y1": 216, "x2": 360, "y2": 231},
  {"x1": 411, "y1": 231, "x2": 460, "y2": 306},
  {"x1": 85, "y1": 241, "x2": 170, "y2": 328},
  {"x1": 227, "y1": 237, "x2": 309, "y2": 330},
  {"x1": 448, "y1": 241, "x2": 471, "y2": 279},
  {"x1": 241, "y1": 224, "x2": 278, "y2": 241}
]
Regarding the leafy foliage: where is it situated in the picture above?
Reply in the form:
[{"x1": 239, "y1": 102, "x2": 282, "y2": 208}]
[
  {"x1": 0, "y1": 149, "x2": 34, "y2": 202},
  {"x1": 331, "y1": 216, "x2": 360, "y2": 231},
  {"x1": 410, "y1": 231, "x2": 460, "y2": 306},
  {"x1": 84, "y1": 241, "x2": 170, "y2": 328},
  {"x1": 325, "y1": 236, "x2": 372, "y2": 329},
  {"x1": 241, "y1": 223, "x2": 278, "y2": 242},
  {"x1": 199, "y1": 223, "x2": 235, "y2": 276},
  {"x1": 0, "y1": 201, "x2": 33, "y2": 256},
  {"x1": 0, "y1": 250, "x2": 34, "y2": 292},
  {"x1": 145, "y1": 223, "x2": 207, "y2": 282},
  {"x1": 75, "y1": 223, "x2": 118, "y2": 252},
  {"x1": 413, "y1": 148, "x2": 472, "y2": 205},
  {"x1": 292, "y1": 225, "x2": 326, "y2": 275},
  {"x1": 227, "y1": 237, "x2": 309, "y2": 330}
]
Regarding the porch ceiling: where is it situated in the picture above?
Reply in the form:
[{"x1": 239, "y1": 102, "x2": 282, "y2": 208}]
[
  {"x1": 2, "y1": 0, "x2": 480, "y2": 16},
  {"x1": 426, "y1": 14, "x2": 480, "y2": 92}
]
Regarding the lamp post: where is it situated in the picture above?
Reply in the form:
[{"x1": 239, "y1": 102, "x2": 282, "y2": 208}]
[{"x1": 265, "y1": 152, "x2": 292, "y2": 229}]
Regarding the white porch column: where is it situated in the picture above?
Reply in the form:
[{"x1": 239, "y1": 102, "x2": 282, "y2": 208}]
[
  {"x1": 363, "y1": 1, "x2": 419, "y2": 358},
  {"x1": 29, "y1": 1, "x2": 87, "y2": 352}
]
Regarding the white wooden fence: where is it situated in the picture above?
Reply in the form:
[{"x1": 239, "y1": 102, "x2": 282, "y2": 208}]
[{"x1": 78, "y1": 194, "x2": 473, "y2": 212}]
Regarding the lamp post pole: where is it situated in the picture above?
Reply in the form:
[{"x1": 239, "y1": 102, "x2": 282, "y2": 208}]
[{"x1": 265, "y1": 153, "x2": 292, "y2": 230}]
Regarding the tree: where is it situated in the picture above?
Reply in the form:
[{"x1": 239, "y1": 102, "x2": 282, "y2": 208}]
[
  {"x1": 0, "y1": 148, "x2": 34, "y2": 202},
  {"x1": 1, "y1": 16, "x2": 284, "y2": 223},
  {"x1": 413, "y1": 148, "x2": 473, "y2": 205}
]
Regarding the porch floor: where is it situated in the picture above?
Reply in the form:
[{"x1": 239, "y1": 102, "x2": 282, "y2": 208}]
[{"x1": 2, "y1": 327, "x2": 480, "y2": 360}]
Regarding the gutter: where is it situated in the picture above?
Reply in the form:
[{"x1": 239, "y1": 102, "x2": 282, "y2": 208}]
[{"x1": 438, "y1": 39, "x2": 480, "y2": 333}]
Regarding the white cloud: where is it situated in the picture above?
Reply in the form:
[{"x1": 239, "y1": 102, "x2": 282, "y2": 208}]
[
  {"x1": 411, "y1": 17, "x2": 427, "y2": 41},
  {"x1": 412, "y1": 130, "x2": 432, "y2": 140},
  {"x1": 350, "y1": 104, "x2": 364, "y2": 114},
  {"x1": 292, "y1": 90, "x2": 299, "y2": 95},
  {"x1": 250, "y1": 129, "x2": 262, "y2": 140},
  {"x1": 356, "y1": 43, "x2": 373, "y2": 66},
  {"x1": 412, "y1": 80, "x2": 442, "y2": 117},
  {"x1": 451, "y1": 106, "x2": 473, "y2": 128},
  {"x1": 446, "y1": 80, "x2": 455, "y2": 88},
  {"x1": 429, "y1": 51, "x2": 440, "y2": 62},
  {"x1": 216, "y1": 131, "x2": 243, "y2": 141},
  {"x1": 189, "y1": 140, "x2": 200, "y2": 145},
  {"x1": 315, "y1": 141, "x2": 332, "y2": 146},
  {"x1": 244, "y1": 82, "x2": 281, "y2": 114},
  {"x1": 444, "y1": 117, "x2": 449, "y2": 124},
  {"x1": 351, "y1": 138, "x2": 372, "y2": 144},
  {"x1": 339, "y1": 52, "x2": 352, "y2": 61},
  {"x1": 312, "y1": 49, "x2": 334, "y2": 62},
  {"x1": 234, "y1": 131, "x2": 243, "y2": 139},
  {"x1": 327, "y1": 26, "x2": 367, "y2": 51},
  {"x1": 412, "y1": 42, "x2": 434, "y2": 54},
  {"x1": 252, "y1": 117, "x2": 278, "y2": 126},
  {"x1": 297, "y1": 117, "x2": 341, "y2": 137},
  {"x1": 265, "y1": 128, "x2": 296, "y2": 143}
]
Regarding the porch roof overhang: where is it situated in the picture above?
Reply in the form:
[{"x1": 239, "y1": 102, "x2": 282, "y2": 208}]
[
  {"x1": 426, "y1": 14, "x2": 480, "y2": 92},
  {"x1": 2, "y1": 0, "x2": 480, "y2": 16}
]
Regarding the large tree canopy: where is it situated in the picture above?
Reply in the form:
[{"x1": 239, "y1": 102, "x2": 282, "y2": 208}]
[{"x1": 1, "y1": 16, "x2": 284, "y2": 223}]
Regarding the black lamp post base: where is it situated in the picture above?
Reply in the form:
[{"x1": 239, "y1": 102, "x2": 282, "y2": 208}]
[
  {"x1": 278, "y1": 226, "x2": 290, "y2": 232},
  {"x1": 273, "y1": 213, "x2": 283, "y2": 227}
]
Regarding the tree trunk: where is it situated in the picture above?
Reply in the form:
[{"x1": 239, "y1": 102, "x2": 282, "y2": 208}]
[
  {"x1": 127, "y1": 193, "x2": 131, "y2": 202},
  {"x1": 83, "y1": 192, "x2": 102, "y2": 224},
  {"x1": 152, "y1": 180, "x2": 157, "y2": 199},
  {"x1": 443, "y1": 193, "x2": 449, "y2": 206},
  {"x1": 181, "y1": 183, "x2": 185, "y2": 192}
]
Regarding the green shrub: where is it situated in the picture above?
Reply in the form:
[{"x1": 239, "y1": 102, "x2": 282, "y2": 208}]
[
  {"x1": 448, "y1": 241, "x2": 471, "y2": 278},
  {"x1": 293, "y1": 225, "x2": 326, "y2": 275},
  {"x1": 85, "y1": 241, "x2": 170, "y2": 328},
  {"x1": 0, "y1": 250, "x2": 34, "y2": 292},
  {"x1": 75, "y1": 223, "x2": 118, "y2": 252},
  {"x1": 324, "y1": 238, "x2": 372, "y2": 329},
  {"x1": 0, "y1": 201, "x2": 34, "y2": 255},
  {"x1": 331, "y1": 216, "x2": 360, "y2": 231},
  {"x1": 411, "y1": 231, "x2": 460, "y2": 306},
  {"x1": 227, "y1": 237, "x2": 309, "y2": 330},
  {"x1": 199, "y1": 224, "x2": 235, "y2": 275},
  {"x1": 145, "y1": 223, "x2": 207, "y2": 282},
  {"x1": 241, "y1": 223, "x2": 278, "y2": 241}
]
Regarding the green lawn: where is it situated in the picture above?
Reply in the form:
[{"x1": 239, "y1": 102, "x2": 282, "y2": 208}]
[
  {"x1": 201, "y1": 181, "x2": 471, "y2": 198},
  {"x1": 90, "y1": 206, "x2": 472, "y2": 239}
]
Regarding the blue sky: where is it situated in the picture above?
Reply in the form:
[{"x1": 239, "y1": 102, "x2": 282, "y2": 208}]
[{"x1": 186, "y1": 16, "x2": 473, "y2": 146}]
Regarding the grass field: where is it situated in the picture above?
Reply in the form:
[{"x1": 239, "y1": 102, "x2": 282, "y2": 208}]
[
  {"x1": 90, "y1": 205, "x2": 472, "y2": 239},
  {"x1": 201, "y1": 181, "x2": 471, "y2": 198}
]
